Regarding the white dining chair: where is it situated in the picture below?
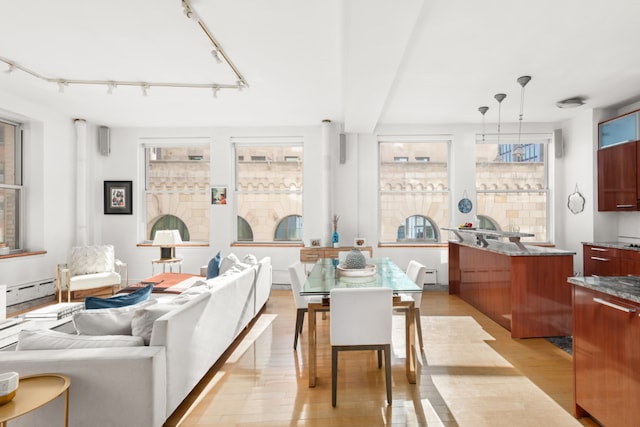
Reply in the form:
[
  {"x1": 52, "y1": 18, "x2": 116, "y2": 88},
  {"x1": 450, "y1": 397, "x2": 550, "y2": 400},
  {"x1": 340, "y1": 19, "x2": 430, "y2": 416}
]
[
  {"x1": 330, "y1": 287, "x2": 393, "y2": 407},
  {"x1": 402, "y1": 260, "x2": 428, "y2": 350},
  {"x1": 288, "y1": 262, "x2": 326, "y2": 350}
]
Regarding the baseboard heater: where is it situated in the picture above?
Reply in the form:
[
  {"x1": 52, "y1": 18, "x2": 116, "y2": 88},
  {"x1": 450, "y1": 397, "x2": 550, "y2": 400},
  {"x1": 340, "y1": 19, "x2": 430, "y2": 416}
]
[{"x1": 6, "y1": 278, "x2": 56, "y2": 307}]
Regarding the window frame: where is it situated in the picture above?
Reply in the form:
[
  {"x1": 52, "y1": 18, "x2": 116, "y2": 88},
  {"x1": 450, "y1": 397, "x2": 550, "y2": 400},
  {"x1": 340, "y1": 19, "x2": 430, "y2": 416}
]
[
  {"x1": 378, "y1": 135, "x2": 451, "y2": 246},
  {"x1": 0, "y1": 118, "x2": 24, "y2": 253}
]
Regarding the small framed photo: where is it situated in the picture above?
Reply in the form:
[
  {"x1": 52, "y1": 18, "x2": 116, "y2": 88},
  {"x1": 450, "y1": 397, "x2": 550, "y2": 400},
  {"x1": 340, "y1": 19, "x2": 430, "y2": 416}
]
[
  {"x1": 104, "y1": 181, "x2": 132, "y2": 215},
  {"x1": 211, "y1": 186, "x2": 227, "y2": 205},
  {"x1": 354, "y1": 237, "x2": 366, "y2": 248},
  {"x1": 310, "y1": 238, "x2": 321, "y2": 247}
]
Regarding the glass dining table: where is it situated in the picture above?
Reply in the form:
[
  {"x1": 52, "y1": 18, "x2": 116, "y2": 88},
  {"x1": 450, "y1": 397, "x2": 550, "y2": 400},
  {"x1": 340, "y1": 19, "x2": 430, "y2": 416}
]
[{"x1": 300, "y1": 257, "x2": 422, "y2": 387}]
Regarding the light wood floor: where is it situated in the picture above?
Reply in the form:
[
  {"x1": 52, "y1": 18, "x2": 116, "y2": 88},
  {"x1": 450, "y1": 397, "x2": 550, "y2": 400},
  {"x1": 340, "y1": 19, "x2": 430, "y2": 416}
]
[{"x1": 165, "y1": 290, "x2": 599, "y2": 427}]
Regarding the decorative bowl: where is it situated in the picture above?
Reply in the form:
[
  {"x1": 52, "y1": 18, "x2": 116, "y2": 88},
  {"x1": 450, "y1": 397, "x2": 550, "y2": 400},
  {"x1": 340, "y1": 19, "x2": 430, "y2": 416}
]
[
  {"x1": 337, "y1": 263, "x2": 377, "y2": 277},
  {"x1": 0, "y1": 371, "x2": 18, "y2": 405}
]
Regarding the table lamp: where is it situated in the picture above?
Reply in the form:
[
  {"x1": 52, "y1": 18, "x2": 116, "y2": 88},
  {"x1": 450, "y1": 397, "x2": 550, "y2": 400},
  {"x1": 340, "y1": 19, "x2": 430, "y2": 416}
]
[{"x1": 152, "y1": 230, "x2": 182, "y2": 260}]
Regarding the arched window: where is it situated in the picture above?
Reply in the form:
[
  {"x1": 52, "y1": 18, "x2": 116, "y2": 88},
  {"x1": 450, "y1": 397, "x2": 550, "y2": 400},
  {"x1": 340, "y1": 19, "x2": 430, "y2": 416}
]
[
  {"x1": 274, "y1": 215, "x2": 303, "y2": 241},
  {"x1": 151, "y1": 215, "x2": 190, "y2": 241},
  {"x1": 237, "y1": 216, "x2": 254, "y2": 241},
  {"x1": 477, "y1": 215, "x2": 501, "y2": 231},
  {"x1": 397, "y1": 215, "x2": 439, "y2": 242}
]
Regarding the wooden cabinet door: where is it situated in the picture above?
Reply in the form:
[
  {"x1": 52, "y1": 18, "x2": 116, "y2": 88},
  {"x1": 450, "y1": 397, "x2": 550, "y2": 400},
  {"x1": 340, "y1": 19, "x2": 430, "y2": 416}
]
[
  {"x1": 620, "y1": 249, "x2": 640, "y2": 275},
  {"x1": 583, "y1": 245, "x2": 620, "y2": 276},
  {"x1": 573, "y1": 286, "x2": 640, "y2": 424},
  {"x1": 597, "y1": 142, "x2": 638, "y2": 211}
]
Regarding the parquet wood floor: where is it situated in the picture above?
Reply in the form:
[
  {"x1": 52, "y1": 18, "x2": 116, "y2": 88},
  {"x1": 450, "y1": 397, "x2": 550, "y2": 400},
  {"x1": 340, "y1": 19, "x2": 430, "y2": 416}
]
[{"x1": 166, "y1": 290, "x2": 599, "y2": 427}]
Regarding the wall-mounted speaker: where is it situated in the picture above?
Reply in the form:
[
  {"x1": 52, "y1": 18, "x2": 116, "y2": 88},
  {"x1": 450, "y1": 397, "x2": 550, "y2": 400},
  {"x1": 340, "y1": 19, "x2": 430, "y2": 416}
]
[
  {"x1": 98, "y1": 126, "x2": 111, "y2": 156},
  {"x1": 554, "y1": 129, "x2": 563, "y2": 158},
  {"x1": 339, "y1": 133, "x2": 346, "y2": 164}
]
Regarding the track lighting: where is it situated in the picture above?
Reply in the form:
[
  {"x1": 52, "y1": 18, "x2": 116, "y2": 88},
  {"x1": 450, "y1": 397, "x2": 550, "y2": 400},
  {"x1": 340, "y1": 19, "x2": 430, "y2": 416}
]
[
  {"x1": 0, "y1": 1, "x2": 248, "y2": 97},
  {"x1": 517, "y1": 75, "x2": 531, "y2": 144},
  {"x1": 478, "y1": 106, "x2": 489, "y2": 142}
]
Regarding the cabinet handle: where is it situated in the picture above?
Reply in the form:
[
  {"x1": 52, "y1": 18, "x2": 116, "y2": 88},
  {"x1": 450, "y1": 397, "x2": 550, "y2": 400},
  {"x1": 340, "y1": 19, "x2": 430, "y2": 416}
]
[
  {"x1": 591, "y1": 256, "x2": 610, "y2": 262},
  {"x1": 616, "y1": 204, "x2": 634, "y2": 208},
  {"x1": 590, "y1": 247, "x2": 608, "y2": 252},
  {"x1": 593, "y1": 297, "x2": 637, "y2": 313}
]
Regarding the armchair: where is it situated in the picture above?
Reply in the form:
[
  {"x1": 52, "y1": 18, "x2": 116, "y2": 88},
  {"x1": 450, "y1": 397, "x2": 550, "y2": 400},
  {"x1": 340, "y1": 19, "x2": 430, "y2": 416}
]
[{"x1": 56, "y1": 245, "x2": 128, "y2": 303}]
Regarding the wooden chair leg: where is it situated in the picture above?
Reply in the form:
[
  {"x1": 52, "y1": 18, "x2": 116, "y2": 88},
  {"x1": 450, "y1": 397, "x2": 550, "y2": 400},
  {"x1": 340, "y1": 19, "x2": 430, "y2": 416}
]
[
  {"x1": 415, "y1": 307, "x2": 424, "y2": 350},
  {"x1": 332, "y1": 347, "x2": 338, "y2": 407},
  {"x1": 384, "y1": 344, "x2": 392, "y2": 405}
]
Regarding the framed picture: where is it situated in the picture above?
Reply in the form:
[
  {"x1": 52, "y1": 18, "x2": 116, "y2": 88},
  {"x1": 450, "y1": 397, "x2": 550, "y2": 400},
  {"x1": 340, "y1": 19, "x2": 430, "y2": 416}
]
[
  {"x1": 211, "y1": 186, "x2": 227, "y2": 205},
  {"x1": 354, "y1": 237, "x2": 366, "y2": 247},
  {"x1": 310, "y1": 238, "x2": 321, "y2": 247},
  {"x1": 104, "y1": 181, "x2": 132, "y2": 215}
]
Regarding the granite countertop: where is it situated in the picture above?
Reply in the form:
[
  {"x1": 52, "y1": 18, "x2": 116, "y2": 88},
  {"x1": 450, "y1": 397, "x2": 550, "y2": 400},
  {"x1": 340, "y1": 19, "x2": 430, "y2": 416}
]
[
  {"x1": 568, "y1": 275, "x2": 640, "y2": 304},
  {"x1": 444, "y1": 229, "x2": 575, "y2": 257},
  {"x1": 582, "y1": 241, "x2": 640, "y2": 251}
]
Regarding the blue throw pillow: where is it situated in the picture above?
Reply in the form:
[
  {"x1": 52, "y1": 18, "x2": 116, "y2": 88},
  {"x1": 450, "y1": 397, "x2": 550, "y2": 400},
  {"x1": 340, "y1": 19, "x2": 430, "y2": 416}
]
[
  {"x1": 85, "y1": 284, "x2": 153, "y2": 310},
  {"x1": 206, "y1": 251, "x2": 221, "y2": 279}
]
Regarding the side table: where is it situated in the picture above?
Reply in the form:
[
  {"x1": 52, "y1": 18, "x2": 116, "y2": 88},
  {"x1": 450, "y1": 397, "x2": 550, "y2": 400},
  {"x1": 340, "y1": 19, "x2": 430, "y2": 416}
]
[
  {"x1": 0, "y1": 374, "x2": 70, "y2": 427},
  {"x1": 151, "y1": 258, "x2": 183, "y2": 275}
]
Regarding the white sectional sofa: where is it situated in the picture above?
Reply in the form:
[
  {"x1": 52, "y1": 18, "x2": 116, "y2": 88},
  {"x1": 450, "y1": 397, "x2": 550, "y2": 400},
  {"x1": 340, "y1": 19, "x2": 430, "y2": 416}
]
[{"x1": 0, "y1": 256, "x2": 272, "y2": 427}]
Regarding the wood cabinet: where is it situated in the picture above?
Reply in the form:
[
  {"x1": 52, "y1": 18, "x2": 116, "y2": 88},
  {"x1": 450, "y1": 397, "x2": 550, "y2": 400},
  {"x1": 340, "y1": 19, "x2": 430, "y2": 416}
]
[
  {"x1": 597, "y1": 141, "x2": 639, "y2": 211},
  {"x1": 572, "y1": 285, "x2": 640, "y2": 425},
  {"x1": 300, "y1": 246, "x2": 373, "y2": 263},
  {"x1": 583, "y1": 244, "x2": 640, "y2": 276},
  {"x1": 583, "y1": 244, "x2": 621, "y2": 276},
  {"x1": 449, "y1": 242, "x2": 573, "y2": 338}
]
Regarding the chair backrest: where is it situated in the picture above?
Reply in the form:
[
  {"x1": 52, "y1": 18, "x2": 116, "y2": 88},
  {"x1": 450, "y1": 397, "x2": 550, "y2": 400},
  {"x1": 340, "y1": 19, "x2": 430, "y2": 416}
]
[
  {"x1": 406, "y1": 260, "x2": 428, "y2": 305},
  {"x1": 69, "y1": 245, "x2": 115, "y2": 276},
  {"x1": 330, "y1": 287, "x2": 392, "y2": 346},
  {"x1": 288, "y1": 262, "x2": 310, "y2": 309}
]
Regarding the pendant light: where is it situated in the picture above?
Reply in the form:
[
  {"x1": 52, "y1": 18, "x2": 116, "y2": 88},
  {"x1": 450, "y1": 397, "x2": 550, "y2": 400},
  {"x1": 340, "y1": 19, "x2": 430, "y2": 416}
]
[
  {"x1": 516, "y1": 75, "x2": 531, "y2": 145},
  {"x1": 478, "y1": 106, "x2": 489, "y2": 142},
  {"x1": 494, "y1": 93, "x2": 506, "y2": 143}
]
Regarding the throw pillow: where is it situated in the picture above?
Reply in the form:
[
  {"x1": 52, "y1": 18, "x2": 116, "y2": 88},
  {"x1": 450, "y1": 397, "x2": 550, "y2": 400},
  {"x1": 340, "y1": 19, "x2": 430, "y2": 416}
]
[
  {"x1": 85, "y1": 284, "x2": 153, "y2": 309},
  {"x1": 206, "y1": 251, "x2": 222, "y2": 279},
  {"x1": 131, "y1": 303, "x2": 180, "y2": 345},
  {"x1": 242, "y1": 254, "x2": 258, "y2": 265},
  {"x1": 218, "y1": 253, "x2": 241, "y2": 275},
  {"x1": 73, "y1": 300, "x2": 157, "y2": 335},
  {"x1": 16, "y1": 329, "x2": 143, "y2": 350}
]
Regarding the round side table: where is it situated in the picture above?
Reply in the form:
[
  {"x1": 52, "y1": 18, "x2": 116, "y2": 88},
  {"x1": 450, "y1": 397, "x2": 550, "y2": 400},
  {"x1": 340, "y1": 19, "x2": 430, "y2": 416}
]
[{"x1": 0, "y1": 374, "x2": 70, "y2": 427}]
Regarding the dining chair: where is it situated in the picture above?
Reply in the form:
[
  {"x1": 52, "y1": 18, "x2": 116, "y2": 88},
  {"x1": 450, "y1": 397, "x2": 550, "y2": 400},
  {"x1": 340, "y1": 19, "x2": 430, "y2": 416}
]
[
  {"x1": 288, "y1": 262, "x2": 326, "y2": 350},
  {"x1": 403, "y1": 260, "x2": 428, "y2": 350},
  {"x1": 330, "y1": 287, "x2": 393, "y2": 407}
]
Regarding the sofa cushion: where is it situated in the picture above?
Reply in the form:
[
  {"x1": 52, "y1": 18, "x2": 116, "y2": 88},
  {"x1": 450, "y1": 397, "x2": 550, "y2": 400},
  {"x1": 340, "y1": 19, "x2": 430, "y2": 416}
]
[
  {"x1": 242, "y1": 254, "x2": 258, "y2": 265},
  {"x1": 206, "y1": 251, "x2": 221, "y2": 279},
  {"x1": 132, "y1": 303, "x2": 180, "y2": 345},
  {"x1": 16, "y1": 329, "x2": 143, "y2": 350},
  {"x1": 218, "y1": 253, "x2": 240, "y2": 275},
  {"x1": 85, "y1": 284, "x2": 153, "y2": 309},
  {"x1": 69, "y1": 245, "x2": 115, "y2": 276},
  {"x1": 73, "y1": 300, "x2": 157, "y2": 335}
]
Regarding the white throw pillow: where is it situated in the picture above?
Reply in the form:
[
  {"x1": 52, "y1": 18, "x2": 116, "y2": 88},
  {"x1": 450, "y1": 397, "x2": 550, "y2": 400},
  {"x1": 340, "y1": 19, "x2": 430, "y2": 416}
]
[
  {"x1": 242, "y1": 254, "x2": 258, "y2": 265},
  {"x1": 131, "y1": 303, "x2": 179, "y2": 345},
  {"x1": 218, "y1": 253, "x2": 241, "y2": 275},
  {"x1": 16, "y1": 329, "x2": 143, "y2": 350},
  {"x1": 73, "y1": 300, "x2": 156, "y2": 335}
]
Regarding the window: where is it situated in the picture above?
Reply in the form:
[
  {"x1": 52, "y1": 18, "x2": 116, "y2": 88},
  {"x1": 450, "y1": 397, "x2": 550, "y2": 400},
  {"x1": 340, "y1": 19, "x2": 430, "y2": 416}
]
[
  {"x1": 274, "y1": 215, "x2": 303, "y2": 241},
  {"x1": 0, "y1": 119, "x2": 22, "y2": 252},
  {"x1": 144, "y1": 142, "x2": 210, "y2": 242},
  {"x1": 397, "y1": 215, "x2": 439, "y2": 242},
  {"x1": 234, "y1": 141, "x2": 303, "y2": 243},
  {"x1": 476, "y1": 134, "x2": 550, "y2": 242},
  {"x1": 379, "y1": 139, "x2": 449, "y2": 244}
]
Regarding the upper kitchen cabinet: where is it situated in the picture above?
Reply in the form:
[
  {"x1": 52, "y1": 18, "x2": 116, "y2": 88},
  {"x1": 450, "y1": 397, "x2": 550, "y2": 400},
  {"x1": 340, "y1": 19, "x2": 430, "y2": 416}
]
[
  {"x1": 599, "y1": 111, "x2": 638, "y2": 148},
  {"x1": 597, "y1": 140, "x2": 638, "y2": 211}
]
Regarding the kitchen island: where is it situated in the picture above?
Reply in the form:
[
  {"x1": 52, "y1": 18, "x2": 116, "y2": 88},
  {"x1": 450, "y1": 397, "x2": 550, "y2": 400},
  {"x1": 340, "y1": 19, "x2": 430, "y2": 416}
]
[
  {"x1": 568, "y1": 275, "x2": 640, "y2": 426},
  {"x1": 446, "y1": 228, "x2": 575, "y2": 338}
]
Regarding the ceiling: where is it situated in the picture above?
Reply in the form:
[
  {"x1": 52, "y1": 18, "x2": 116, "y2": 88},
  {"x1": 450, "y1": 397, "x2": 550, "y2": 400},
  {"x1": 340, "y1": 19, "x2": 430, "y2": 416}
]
[{"x1": 1, "y1": 0, "x2": 639, "y2": 133}]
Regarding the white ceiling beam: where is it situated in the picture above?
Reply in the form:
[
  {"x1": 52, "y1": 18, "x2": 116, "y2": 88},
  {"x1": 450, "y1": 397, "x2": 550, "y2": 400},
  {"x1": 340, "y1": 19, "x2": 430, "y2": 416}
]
[{"x1": 342, "y1": 0, "x2": 424, "y2": 134}]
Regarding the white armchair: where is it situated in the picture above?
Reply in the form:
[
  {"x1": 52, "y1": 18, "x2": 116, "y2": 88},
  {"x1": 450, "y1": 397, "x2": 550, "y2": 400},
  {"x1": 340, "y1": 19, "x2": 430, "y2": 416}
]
[{"x1": 56, "y1": 245, "x2": 128, "y2": 303}]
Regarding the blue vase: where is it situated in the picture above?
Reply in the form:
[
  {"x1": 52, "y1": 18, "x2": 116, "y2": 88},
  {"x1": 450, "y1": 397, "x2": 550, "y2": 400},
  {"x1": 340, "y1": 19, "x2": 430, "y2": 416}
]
[{"x1": 332, "y1": 231, "x2": 339, "y2": 248}]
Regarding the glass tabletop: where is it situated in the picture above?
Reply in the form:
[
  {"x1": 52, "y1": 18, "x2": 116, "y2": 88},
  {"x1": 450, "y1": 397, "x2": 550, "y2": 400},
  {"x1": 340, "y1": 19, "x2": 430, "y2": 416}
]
[{"x1": 300, "y1": 257, "x2": 422, "y2": 295}]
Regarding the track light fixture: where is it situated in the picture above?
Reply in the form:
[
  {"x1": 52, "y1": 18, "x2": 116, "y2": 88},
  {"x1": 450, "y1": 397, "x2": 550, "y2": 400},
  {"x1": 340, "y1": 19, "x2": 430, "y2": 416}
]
[
  {"x1": 478, "y1": 106, "x2": 489, "y2": 142},
  {"x1": 494, "y1": 93, "x2": 506, "y2": 143},
  {"x1": 516, "y1": 75, "x2": 531, "y2": 144},
  {"x1": 0, "y1": 0, "x2": 248, "y2": 96}
]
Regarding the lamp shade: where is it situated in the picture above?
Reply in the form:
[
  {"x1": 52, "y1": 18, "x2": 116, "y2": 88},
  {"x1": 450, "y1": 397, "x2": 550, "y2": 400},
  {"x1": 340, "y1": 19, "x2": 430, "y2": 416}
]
[{"x1": 152, "y1": 230, "x2": 183, "y2": 246}]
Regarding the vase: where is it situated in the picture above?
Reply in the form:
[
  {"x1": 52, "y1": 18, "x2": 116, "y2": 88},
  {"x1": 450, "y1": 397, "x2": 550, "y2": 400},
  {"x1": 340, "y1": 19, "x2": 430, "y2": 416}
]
[
  {"x1": 332, "y1": 231, "x2": 339, "y2": 248},
  {"x1": 344, "y1": 248, "x2": 366, "y2": 269}
]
